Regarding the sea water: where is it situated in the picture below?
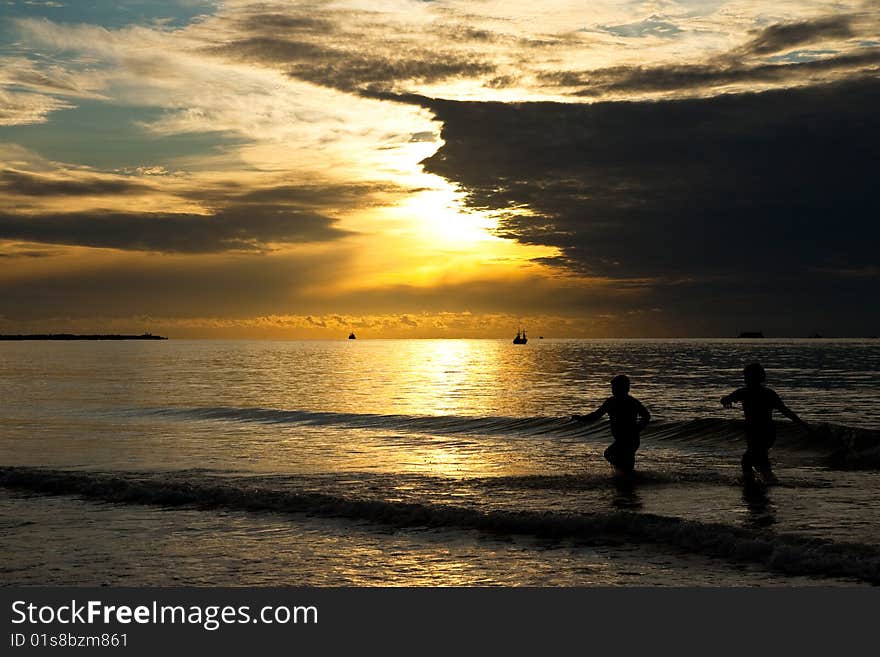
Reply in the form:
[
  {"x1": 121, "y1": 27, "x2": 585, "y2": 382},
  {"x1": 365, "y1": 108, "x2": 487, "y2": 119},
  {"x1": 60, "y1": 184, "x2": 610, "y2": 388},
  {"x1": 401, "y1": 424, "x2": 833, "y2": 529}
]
[{"x1": 1, "y1": 339, "x2": 878, "y2": 586}]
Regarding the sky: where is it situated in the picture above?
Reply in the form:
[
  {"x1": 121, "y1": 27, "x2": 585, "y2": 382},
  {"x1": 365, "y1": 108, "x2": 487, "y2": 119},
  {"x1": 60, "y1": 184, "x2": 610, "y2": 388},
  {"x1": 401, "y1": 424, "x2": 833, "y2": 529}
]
[{"x1": 0, "y1": 0, "x2": 877, "y2": 338}]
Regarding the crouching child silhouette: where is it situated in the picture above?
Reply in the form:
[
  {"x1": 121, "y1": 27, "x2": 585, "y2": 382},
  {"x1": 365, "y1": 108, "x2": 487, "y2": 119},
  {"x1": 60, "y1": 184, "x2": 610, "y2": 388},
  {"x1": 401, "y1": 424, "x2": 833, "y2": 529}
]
[
  {"x1": 721, "y1": 362, "x2": 809, "y2": 484},
  {"x1": 573, "y1": 375, "x2": 651, "y2": 475}
]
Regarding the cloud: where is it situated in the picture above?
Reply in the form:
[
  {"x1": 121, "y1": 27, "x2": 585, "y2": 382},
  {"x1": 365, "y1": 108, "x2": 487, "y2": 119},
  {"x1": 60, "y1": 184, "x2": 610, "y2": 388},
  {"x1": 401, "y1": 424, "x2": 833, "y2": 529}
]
[
  {"x1": 226, "y1": 182, "x2": 416, "y2": 209},
  {"x1": 415, "y1": 77, "x2": 880, "y2": 333},
  {"x1": 200, "y1": 6, "x2": 880, "y2": 101},
  {"x1": 0, "y1": 163, "x2": 404, "y2": 253},
  {"x1": 236, "y1": 13, "x2": 336, "y2": 35},
  {"x1": 4, "y1": 2, "x2": 878, "y2": 336},
  {"x1": 194, "y1": 4, "x2": 521, "y2": 96},
  {"x1": 739, "y1": 15, "x2": 856, "y2": 56},
  {"x1": 536, "y1": 10, "x2": 880, "y2": 99},
  {"x1": 12, "y1": 5, "x2": 878, "y2": 113},
  {"x1": 206, "y1": 36, "x2": 496, "y2": 94},
  {"x1": 0, "y1": 56, "x2": 106, "y2": 98},
  {"x1": 0, "y1": 205, "x2": 350, "y2": 253},
  {"x1": 0, "y1": 169, "x2": 151, "y2": 196},
  {"x1": 541, "y1": 48, "x2": 880, "y2": 97},
  {"x1": 0, "y1": 88, "x2": 72, "y2": 125}
]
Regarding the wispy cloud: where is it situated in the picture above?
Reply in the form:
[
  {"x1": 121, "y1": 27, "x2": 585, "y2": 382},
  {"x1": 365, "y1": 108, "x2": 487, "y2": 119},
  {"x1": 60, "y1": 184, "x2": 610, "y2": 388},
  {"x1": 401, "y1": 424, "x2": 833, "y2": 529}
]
[{"x1": 0, "y1": 88, "x2": 72, "y2": 125}]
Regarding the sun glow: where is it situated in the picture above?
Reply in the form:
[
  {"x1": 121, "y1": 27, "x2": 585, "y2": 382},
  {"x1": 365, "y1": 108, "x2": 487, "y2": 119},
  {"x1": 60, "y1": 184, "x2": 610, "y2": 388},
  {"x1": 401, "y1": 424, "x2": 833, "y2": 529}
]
[
  {"x1": 333, "y1": 175, "x2": 561, "y2": 291},
  {"x1": 394, "y1": 186, "x2": 500, "y2": 248}
]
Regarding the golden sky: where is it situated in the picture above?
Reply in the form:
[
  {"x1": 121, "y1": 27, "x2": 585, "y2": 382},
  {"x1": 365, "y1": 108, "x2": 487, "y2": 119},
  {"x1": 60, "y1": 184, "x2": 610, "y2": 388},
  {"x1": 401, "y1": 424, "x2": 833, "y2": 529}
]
[{"x1": 1, "y1": 1, "x2": 878, "y2": 337}]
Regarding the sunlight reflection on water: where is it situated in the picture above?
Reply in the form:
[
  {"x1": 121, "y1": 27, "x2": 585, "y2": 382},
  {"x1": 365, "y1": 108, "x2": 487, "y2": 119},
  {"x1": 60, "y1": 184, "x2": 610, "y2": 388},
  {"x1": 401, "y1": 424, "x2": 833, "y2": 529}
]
[{"x1": 1, "y1": 339, "x2": 878, "y2": 585}]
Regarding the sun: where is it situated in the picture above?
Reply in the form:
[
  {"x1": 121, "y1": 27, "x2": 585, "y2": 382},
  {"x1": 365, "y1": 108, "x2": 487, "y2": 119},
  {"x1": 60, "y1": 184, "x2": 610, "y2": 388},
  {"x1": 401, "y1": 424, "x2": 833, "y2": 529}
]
[{"x1": 394, "y1": 184, "x2": 500, "y2": 249}]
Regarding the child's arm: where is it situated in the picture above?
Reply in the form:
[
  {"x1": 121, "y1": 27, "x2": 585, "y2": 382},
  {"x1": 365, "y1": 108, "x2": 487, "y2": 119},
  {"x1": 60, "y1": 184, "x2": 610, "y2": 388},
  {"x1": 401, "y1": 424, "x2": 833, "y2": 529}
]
[
  {"x1": 776, "y1": 398, "x2": 809, "y2": 429},
  {"x1": 636, "y1": 400, "x2": 651, "y2": 431},
  {"x1": 720, "y1": 389, "x2": 741, "y2": 409},
  {"x1": 572, "y1": 400, "x2": 608, "y2": 423}
]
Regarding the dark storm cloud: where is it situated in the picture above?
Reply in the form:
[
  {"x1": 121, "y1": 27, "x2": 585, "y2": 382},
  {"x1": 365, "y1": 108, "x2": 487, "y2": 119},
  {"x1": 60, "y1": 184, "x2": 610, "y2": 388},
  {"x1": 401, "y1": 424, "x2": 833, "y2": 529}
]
[
  {"x1": 0, "y1": 205, "x2": 350, "y2": 253},
  {"x1": 739, "y1": 15, "x2": 856, "y2": 55},
  {"x1": 415, "y1": 77, "x2": 880, "y2": 333},
  {"x1": 0, "y1": 169, "x2": 151, "y2": 196}
]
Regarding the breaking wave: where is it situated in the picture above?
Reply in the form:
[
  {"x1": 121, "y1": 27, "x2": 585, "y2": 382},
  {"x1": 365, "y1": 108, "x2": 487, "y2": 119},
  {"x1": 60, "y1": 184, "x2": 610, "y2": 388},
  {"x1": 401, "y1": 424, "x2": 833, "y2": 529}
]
[
  {"x1": 143, "y1": 406, "x2": 590, "y2": 438},
  {"x1": 140, "y1": 406, "x2": 880, "y2": 467},
  {"x1": 1, "y1": 466, "x2": 877, "y2": 584}
]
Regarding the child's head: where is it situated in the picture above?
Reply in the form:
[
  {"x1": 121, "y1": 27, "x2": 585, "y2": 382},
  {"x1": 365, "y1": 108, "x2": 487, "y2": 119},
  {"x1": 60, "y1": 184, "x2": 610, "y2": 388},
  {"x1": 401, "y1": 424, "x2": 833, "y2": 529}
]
[
  {"x1": 610, "y1": 374, "x2": 630, "y2": 397},
  {"x1": 743, "y1": 362, "x2": 766, "y2": 387}
]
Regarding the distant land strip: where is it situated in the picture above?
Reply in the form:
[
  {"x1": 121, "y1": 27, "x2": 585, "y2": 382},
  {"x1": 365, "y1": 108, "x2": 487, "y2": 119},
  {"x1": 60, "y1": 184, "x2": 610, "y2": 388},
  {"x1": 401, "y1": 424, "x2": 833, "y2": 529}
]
[{"x1": 0, "y1": 334, "x2": 168, "y2": 341}]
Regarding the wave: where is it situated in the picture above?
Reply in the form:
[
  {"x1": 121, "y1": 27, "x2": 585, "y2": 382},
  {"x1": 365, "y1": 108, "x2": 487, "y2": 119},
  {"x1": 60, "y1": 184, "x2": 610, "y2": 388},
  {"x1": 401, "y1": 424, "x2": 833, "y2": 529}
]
[
  {"x1": 1, "y1": 466, "x2": 877, "y2": 584},
  {"x1": 478, "y1": 471, "x2": 834, "y2": 490},
  {"x1": 142, "y1": 406, "x2": 880, "y2": 467},
  {"x1": 143, "y1": 406, "x2": 596, "y2": 437},
  {"x1": 822, "y1": 425, "x2": 880, "y2": 470}
]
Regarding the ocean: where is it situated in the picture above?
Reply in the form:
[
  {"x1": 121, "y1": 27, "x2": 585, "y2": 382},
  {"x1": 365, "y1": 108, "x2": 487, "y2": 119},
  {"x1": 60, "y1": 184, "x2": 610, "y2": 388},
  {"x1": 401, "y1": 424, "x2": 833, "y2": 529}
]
[{"x1": 1, "y1": 338, "x2": 878, "y2": 586}]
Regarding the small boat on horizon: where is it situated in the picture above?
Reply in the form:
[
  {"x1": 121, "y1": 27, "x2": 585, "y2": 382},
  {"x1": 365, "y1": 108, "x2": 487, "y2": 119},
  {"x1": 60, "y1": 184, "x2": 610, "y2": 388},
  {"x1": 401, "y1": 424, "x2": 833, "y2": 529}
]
[
  {"x1": 513, "y1": 328, "x2": 528, "y2": 344},
  {"x1": 348, "y1": 332, "x2": 356, "y2": 340}
]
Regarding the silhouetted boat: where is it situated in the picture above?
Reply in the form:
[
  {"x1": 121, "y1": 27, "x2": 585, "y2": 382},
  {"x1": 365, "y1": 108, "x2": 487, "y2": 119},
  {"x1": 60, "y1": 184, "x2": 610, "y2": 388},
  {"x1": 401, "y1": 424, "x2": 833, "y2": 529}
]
[
  {"x1": 738, "y1": 331, "x2": 764, "y2": 338},
  {"x1": 348, "y1": 332, "x2": 356, "y2": 340},
  {"x1": 513, "y1": 328, "x2": 528, "y2": 344}
]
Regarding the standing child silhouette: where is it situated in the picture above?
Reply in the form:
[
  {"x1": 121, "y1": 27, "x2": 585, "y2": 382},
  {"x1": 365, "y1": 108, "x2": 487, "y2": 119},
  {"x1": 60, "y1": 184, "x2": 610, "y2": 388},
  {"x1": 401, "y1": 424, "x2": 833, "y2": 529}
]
[
  {"x1": 573, "y1": 374, "x2": 651, "y2": 475},
  {"x1": 721, "y1": 362, "x2": 809, "y2": 484}
]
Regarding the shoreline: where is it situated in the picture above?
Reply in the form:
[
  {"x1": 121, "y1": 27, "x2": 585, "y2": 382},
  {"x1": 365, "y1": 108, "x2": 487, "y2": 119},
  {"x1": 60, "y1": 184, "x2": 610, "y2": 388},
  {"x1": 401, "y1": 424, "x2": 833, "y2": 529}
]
[{"x1": 0, "y1": 334, "x2": 167, "y2": 340}]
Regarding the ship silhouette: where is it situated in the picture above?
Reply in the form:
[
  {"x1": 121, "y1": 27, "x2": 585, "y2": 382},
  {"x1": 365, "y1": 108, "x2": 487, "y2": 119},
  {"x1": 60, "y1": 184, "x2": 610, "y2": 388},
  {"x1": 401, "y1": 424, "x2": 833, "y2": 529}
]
[{"x1": 513, "y1": 328, "x2": 528, "y2": 344}]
